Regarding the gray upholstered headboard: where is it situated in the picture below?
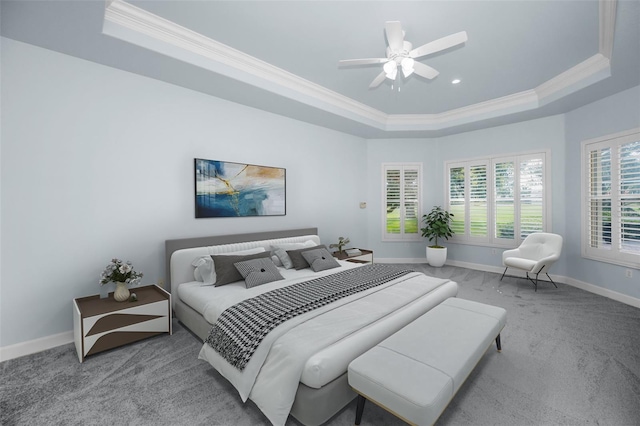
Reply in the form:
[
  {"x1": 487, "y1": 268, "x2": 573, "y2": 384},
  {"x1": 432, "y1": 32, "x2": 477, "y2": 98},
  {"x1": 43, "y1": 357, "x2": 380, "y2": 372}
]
[{"x1": 164, "y1": 227, "x2": 318, "y2": 292}]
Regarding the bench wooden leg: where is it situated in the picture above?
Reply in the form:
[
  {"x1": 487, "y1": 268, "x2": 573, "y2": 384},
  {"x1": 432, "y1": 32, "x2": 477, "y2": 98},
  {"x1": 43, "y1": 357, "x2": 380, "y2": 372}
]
[
  {"x1": 495, "y1": 334, "x2": 502, "y2": 352},
  {"x1": 355, "y1": 394, "x2": 366, "y2": 425}
]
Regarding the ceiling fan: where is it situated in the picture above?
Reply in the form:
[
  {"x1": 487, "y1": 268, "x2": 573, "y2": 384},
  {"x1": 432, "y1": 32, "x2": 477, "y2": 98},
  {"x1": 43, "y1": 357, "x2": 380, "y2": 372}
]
[{"x1": 339, "y1": 21, "x2": 468, "y2": 88}]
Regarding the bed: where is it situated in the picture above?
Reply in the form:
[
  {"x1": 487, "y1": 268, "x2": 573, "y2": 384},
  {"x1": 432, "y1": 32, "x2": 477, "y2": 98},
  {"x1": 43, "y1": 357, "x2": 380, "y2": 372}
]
[{"x1": 166, "y1": 228, "x2": 458, "y2": 426}]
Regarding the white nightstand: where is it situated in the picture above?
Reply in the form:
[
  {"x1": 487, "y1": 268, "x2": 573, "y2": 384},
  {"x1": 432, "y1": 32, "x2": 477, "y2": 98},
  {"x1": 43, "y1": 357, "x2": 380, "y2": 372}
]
[{"x1": 73, "y1": 285, "x2": 171, "y2": 362}]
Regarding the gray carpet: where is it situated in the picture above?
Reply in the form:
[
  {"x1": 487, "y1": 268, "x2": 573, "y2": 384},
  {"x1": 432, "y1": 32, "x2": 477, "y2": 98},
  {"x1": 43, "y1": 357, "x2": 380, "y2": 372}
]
[{"x1": 2, "y1": 265, "x2": 639, "y2": 425}]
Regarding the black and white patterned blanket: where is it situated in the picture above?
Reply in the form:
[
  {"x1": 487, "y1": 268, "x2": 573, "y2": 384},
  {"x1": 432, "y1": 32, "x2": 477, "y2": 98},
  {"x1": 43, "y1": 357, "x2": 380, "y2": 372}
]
[{"x1": 205, "y1": 264, "x2": 413, "y2": 370}]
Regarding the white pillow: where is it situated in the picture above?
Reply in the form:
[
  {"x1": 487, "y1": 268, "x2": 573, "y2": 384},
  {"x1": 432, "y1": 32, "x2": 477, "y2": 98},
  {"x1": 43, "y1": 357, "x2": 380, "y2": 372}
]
[
  {"x1": 271, "y1": 240, "x2": 317, "y2": 269},
  {"x1": 271, "y1": 255, "x2": 283, "y2": 267},
  {"x1": 192, "y1": 247, "x2": 266, "y2": 285}
]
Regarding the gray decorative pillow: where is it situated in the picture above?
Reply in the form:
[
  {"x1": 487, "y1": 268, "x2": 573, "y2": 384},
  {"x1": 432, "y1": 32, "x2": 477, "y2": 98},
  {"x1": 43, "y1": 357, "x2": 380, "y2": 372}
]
[
  {"x1": 301, "y1": 248, "x2": 341, "y2": 272},
  {"x1": 234, "y1": 258, "x2": 284, "y2": 288},
  {"x1": 271, "y1": 240, "x2": 316, "y2": 269},
  {"x1": 287, "y1": 245, "x2": 328, "y2": 270},
  {"x1": 212, "y1": 251, "x2": 271, "y2": 287}
]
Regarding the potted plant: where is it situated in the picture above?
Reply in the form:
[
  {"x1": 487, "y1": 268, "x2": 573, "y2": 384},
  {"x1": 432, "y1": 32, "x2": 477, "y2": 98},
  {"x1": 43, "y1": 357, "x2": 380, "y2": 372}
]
[
  {"x1": 329, "y1": 236, "x2": 350, "y2": 254},
  {"x1": 420, "y1": 206, "x2": 454, "y2": 267}
]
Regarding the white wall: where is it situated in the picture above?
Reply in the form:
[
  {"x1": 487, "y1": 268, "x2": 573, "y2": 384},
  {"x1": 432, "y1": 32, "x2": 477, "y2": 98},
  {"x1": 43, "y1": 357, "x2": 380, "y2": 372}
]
[
  {"x1": 0, "y1": 38, "x2": 368, "y2": 348},
  {"x1": 564, "y1": 86, "x2": 640, "y2": 299}
]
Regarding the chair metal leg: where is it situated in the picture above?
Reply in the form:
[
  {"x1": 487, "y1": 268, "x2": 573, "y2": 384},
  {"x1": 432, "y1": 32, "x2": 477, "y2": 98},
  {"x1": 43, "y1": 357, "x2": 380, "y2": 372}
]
[
  {"x1": 505, "y1": 265, "x2": 556, "y2": 291},
  {"x1": 546, "y1": 272, "x2": 558, "y2": 288},
  {"x1": 525, "y1": 272, "x2": 538, "y2": 292}
]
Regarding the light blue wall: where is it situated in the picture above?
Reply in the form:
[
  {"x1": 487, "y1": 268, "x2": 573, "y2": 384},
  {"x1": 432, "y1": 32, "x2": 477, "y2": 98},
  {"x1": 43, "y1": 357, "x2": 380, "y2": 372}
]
[
  {"x1": 2, "y1": 37, "x2": 639, "y2": 350},
  {"x1": 366, "y1": 87, "x2": 640, "y2": 301},
  {"x1": 564, "y1": 86, "x2": 640, "y2": 299},
  {"x1": 366, "y1": 115, "x2": 567, "y2": 269},
  {"x1": 0, "y1": 39, "x2": 367, "y2": 347},
  {"x1": 365, "y1": 139, "x2": 441, "y2": 258},
  {"x1": 436, "y1": 115, "x2": 567, "y2": 271}
]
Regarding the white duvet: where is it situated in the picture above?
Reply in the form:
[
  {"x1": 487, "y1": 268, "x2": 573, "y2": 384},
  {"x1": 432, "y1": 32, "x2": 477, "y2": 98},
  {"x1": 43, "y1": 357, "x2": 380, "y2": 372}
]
[{"x1": 195, "y1": 265, "x2": 457, "y2": 426}]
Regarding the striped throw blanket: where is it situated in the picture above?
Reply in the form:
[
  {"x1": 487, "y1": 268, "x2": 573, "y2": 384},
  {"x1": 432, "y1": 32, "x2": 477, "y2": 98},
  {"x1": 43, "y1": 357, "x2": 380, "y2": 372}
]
[{"x1": 205, "y1": 264, "x2": 413, "y2": 370}]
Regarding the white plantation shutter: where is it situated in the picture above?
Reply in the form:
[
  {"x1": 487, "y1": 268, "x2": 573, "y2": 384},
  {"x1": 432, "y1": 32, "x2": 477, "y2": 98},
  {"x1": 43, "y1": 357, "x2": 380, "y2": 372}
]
[
  {"x1": 583, "y1": 130, "x2": 640, "y2": 267},
  {"x1": 469, "y1": 164, "x2": 488, "y2": 237},
  {"x1": 587, "y1": 146, "x2": 612, "y2": 251},
  {"x1": 447, "y1": 151, "x2": 548, "y2": 247},
  {"x1": 494, "y1": 159, "x2": 515, "y2": 241},
  {"x1": 385, "y1": 168, "x2": 401, "y2": 235},
  {"x1": 449, "y1": 165, "x2": 465, "y2": 236},
  {"x1": 383, "y1": 164, "x2": 422, "y2": 241},
  {"x1": 620, "y1": 141, "x2": 640, "y2": 253},
  {"x1": 519, "y1": 156, "x2": 544, "y2": 238},
  {"x1": 403, "y1": 168, "x2": 420, "y2": 237}
]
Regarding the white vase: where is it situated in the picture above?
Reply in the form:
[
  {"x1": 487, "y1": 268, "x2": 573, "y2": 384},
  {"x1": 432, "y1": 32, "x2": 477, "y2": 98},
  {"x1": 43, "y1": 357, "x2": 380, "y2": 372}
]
[
  {"x1": 113, "y1": 281, "x2": 130, "y2": 302},
  {"x1": 426, "y1": 246, "x2": 447, "y2": 267}
]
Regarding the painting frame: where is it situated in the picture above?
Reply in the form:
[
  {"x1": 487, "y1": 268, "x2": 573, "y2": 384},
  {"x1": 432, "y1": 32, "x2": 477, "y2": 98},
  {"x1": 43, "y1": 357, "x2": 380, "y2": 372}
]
[{"x1": 194, "y1": 158, "x2": 286, "y2": 218}]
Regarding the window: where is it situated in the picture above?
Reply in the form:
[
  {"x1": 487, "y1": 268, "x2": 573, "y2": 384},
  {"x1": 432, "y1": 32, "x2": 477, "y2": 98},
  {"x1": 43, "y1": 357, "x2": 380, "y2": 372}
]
[
  {"x1": 446, "y1": 151, "x2": 549, "y2": 247},
  {"x1": 582, "y1": 129, "x2": 640, "y2": 267},
  {"x1": 383, "y1": 163, "x2": 422, "y2": 241}
]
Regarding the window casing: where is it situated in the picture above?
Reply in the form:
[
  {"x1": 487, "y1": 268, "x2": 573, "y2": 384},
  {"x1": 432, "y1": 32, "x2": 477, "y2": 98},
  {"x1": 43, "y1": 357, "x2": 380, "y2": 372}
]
[
  {"x1": 382, "y1": 163, "x2": 422, "y2": 241},
  {"x1": 582, "y1": 129, "x2": 640, "y2": 268},
  {"x1": 446, "y1": 151, "x2": 550, "y2": 247}
]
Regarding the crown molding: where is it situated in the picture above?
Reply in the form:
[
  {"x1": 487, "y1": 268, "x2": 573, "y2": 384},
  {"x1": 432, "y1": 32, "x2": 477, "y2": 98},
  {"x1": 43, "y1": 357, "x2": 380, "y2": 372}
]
[
  {"x1": 103, "y1": 0, "x2": 615, "y2": 134},
  {"x1": 103, "y1": 0, "x2": 387, "y2": 127},
  {"x1": 599, "y1": 0, "x2": 617, "y2": 59},
  {"x1": 386, "y1": 90, "x2": 539, "y2": 130},
  {"x1": 536, "y1": 53, "x2": 611, "y2": 104}
]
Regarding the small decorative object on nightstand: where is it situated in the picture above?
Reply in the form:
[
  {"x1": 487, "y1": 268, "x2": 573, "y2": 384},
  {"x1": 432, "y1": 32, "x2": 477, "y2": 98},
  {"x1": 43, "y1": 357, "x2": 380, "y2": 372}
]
[
  {"x1": 73, "y1": 285, "x2": 171, "y2": 363},
  {"x1": 99, "y1": 258, "x2": 143, "y2": 302},
  {"x1": 332, "y1": 248, "x2": 374, "y2": 264}
]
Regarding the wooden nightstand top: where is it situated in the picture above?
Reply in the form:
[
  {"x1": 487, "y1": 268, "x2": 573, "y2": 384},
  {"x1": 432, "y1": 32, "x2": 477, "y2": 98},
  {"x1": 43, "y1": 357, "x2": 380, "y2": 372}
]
[
  {"x1": 332, "y1": 249, "x2": 373, "y2": 261},
  {"x1": 75, "y1": 285, "x2": 168, "y2": 318}
]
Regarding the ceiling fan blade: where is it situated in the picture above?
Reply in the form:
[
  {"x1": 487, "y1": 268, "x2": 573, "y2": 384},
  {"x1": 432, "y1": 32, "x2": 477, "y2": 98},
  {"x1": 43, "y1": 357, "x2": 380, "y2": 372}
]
[
  {"x1": 338, "y1": 58, "x2": 388, "y2": 66},
  {"x1": 385, "y1": 21, "x2": 404, "y2": 52},
  {"x1": 369, "y1": 71, "x2": 387, "y2": 88},
  {"x1": 412, "y1": 62, "x2": 440, "y2": 79},
  {"x1": 409, "y1": 31, "x2": 468, "y2": 59}
]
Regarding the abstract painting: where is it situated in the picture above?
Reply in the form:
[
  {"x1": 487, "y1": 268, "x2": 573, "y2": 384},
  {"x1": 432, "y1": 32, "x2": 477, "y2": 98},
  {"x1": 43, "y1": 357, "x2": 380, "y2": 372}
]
[{"x1": 194, "y1": 158, "x2": 286, "y2": 218}]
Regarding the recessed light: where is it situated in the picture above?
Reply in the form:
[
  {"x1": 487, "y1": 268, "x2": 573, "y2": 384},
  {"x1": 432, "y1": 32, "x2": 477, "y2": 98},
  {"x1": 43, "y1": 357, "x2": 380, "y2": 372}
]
[{"x1": 451, "y1": 79, "x2": 461, "y2": 85}]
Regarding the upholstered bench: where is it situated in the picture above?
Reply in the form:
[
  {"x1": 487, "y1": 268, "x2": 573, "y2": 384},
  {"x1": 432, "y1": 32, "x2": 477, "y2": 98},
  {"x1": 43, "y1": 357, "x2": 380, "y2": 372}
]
[{"x1": 348, "y1": 297, "x2": 506, "y2": 426}]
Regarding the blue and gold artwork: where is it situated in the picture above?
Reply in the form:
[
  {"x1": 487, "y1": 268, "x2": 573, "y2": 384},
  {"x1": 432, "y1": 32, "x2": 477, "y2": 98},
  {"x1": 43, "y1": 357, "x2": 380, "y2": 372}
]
[{"x1": 195, "y1": 159, "x2": 286, "y2": 218}]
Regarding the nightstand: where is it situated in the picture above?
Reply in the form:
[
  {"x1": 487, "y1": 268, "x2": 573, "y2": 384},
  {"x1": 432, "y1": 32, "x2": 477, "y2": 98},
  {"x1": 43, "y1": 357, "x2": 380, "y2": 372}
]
[
  {"x1": 73, "y1": 285, "x2": 171, "y2": 363},
  {"x1": 332, "y1": 249, "x2": 374, "y2": 264}
]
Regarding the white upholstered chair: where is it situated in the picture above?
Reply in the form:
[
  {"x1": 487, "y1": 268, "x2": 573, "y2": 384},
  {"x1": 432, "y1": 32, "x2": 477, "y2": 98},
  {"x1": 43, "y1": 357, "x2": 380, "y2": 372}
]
[{"x1": 500, "y1": 232, "x2": 563, "y2": 291}]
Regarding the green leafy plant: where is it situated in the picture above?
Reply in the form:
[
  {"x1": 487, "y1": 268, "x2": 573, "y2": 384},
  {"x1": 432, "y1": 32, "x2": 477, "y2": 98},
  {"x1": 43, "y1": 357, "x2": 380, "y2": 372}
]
[
  {"x1": 99, "y1": 258, "x2": 143, "y2": 286},
  {"x1": 421, "y1": 206, "x2": 455, "y2": 248},
  {"x1": 329, "y1": 237, "x2": 350, "y2": 253}
]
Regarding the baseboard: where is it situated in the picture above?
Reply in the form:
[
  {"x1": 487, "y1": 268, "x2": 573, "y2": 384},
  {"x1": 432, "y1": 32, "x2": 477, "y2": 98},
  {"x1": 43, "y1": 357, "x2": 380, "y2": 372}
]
[
  {"x1": 3, "y1": 260, "x2": 638, "y2": 362},
  {"x1": 376, "y1": 258, "x2": 427, "y2": 264},
  {"x1": 383, "y1": 258, "x2": 640, "y2": 309},
  {"x1": 563, "y1": 276, "x2": 640, "y2": 309},
  {"x1": 0, "y1": 331, "x2": 73, "y2": 363}
]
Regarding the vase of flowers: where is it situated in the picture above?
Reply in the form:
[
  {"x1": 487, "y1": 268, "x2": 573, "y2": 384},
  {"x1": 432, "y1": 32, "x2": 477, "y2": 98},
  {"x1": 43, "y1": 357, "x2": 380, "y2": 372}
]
[{"x1": 100, "y1": 258, "x2": 143, "y2": 302}]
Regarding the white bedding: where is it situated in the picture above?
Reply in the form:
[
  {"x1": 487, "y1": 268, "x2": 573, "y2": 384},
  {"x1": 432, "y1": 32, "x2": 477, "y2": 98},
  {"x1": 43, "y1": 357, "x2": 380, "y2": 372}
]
[
  {"x1": 195, "y1": 268, "x2": 458, "y2": 426},
  {"x1": 178, "y1": 260, "x2": 362, "y2": 323}
]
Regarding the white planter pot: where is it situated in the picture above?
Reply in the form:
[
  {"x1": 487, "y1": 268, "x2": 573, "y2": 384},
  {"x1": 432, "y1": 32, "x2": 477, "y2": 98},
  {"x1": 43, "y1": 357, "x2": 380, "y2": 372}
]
[{"x1": 426, "y1": 246, "x2": 447, "y2": 267}]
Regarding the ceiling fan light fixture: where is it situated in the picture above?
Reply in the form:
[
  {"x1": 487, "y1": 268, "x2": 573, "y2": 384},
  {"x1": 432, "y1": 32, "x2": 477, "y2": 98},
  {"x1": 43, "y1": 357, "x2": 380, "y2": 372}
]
[
  {"x1": 401, "y1": 57, "x2": 415, "y2": 77},
  {"x1": 383, "y1": 61, "x2": 398, "y2": 80}
]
